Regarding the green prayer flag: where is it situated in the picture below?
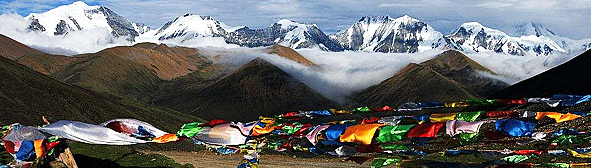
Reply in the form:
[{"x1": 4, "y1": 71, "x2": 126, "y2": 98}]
[
  {"x1": 352, "y1": 106, "x2": 371, "y2": 113},
  {"x1": 456, "y1": 111, "x2": 484, "y2": 122},
  {"x1": 280, "y1": 123, "x2": 303, "y2": 135},
  {"x1": 370, "y1": 158, "x2": 401, "y2": 168},
  {"x1": 176, "y1": 122, "x2": 204, "y2": 138},
  {"x1": 375, "y1": 125, "x2": 415, "y2": 143},
  {"x1": 458, "y1": 132, "x2": 480, "y2": 145},
  {"x1": 379, "y1": 144, "x2": 411, "y2": 151},
  {"x1": 501, "y1": 155, "x2": 531, "y2": 163},
  {"x1": 466, "y1": 99, "x2": 495, "y2": 106},
  {"x1": 553, "y1": 135, "x2": 591, "y2": 144}
]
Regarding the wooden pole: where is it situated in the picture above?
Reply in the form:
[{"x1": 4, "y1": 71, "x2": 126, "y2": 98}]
[{"x1": 56, "y1": 146, "x2": 78, "y2": 168}]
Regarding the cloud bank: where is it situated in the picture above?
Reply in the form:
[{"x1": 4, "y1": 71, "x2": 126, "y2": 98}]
[
  {"x1": 194, "y1": 47, "x2": 576, "y2": 104},
  {"x1": 195, "y1": 48, "x2": 443, "y2": 103}
]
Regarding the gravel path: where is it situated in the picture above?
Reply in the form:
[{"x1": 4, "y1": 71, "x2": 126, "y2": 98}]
[{"x1": 146, "y1": 150, "x2": 371, "y2": 168}]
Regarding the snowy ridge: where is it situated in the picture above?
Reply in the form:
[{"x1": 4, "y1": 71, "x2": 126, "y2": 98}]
[
  {"x1": 224, "y1": 19, "x2": 344, "y2": 51},
  {"x1": 447, "y1": 22, "x2": 565, "y2": 55},
  {"x1": 331, "y1": 15, "x2": 444, "y2": 53},
  {"x1": 154, "y1": 14, "x2": 226, "y2": 41}
]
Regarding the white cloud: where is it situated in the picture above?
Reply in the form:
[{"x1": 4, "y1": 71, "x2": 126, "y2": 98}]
[
  {"x1": 477, "y1": 2, "x2": 514, "y2": 8},
  {"x1": 462, "y1": 51, "x2": 578, "y2": 85}
]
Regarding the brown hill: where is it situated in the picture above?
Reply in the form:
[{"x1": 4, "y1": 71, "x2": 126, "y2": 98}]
[
  {"x1": 0, "y1": 55, "x2": 199, "y2": 131},
  {"x1": 265, "y1": 44, "x2": 317, "y2": 67},
  {"x1": 420, "y1": 50, "x2": 509, "y2": 96},
  {"x1": 490, "y1": 50, "x2": 591, "y2": 98},
  {"x1": 0, "y1": 34, "x2": 43, "y2": 60},
  {"x1": 154, "y1": 58, "x2": 338, "y2": 121},
  {"x1": 16, "y1": 53, "x2": 84, "y2": 75},
  {"x1": 353, "y1": 63, "x2": 479, "y2": 107},
  {"x1": 51, "y1": 43, "x2": 224, "y2": 101}
]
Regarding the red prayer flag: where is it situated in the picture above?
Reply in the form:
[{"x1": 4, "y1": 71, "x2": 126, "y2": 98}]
[
  {"x1": 485, "y1": 110, "x2": 518, "y2": 118},
  {"x1": 406, "y1": 122, "x2": 445, "y2": 138},
  {"x1": 199, "y1": 119, "x2": 227, "y2": 127}
]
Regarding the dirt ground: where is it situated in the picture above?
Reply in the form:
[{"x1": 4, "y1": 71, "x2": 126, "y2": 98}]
[{"x1": 146, "y1": 150, "x2": 371, "y2": 168}]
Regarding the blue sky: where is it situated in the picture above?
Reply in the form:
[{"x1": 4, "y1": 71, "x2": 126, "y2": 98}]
[{"x1": 2, "y1": 0, "x2": 591, "y2": 39}]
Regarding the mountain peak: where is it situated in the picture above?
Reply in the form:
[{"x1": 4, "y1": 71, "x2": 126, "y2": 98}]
[
  {"x1": 423, "y1": 50, "x2": 492, "y2": 73},
  {"x1": 456, "y1": 22, "x2": 507, "y2": 37},
  {"x1": 394, "y1": 15, "x2": 419, "y2": 23},
  {"x1": 460, "y1": 22, "x2": 485, "y2": 29},
  {"x1": 155, "y1": 13, "x2": 225, "y2": 40},
  {"x1": 274, "y1": 19, "x2": 312, "y2": 29},
  {"x1": 70, "y1": 1, "x2": 89, "y2": 6}
]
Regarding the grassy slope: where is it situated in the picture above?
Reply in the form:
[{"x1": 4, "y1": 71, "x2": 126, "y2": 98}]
[
  {"x1": 0, "y1": 55, "x2": 202, "y2": 132},
  {"x1": 353, "y1": 63, "x2": 479, "y2": 107},
  {"x1": 420, "y1": 50, "x2": 509, "y2": 97},
  {"x1": 0, "y1": 34, "x2": 43, "y2": 60}
]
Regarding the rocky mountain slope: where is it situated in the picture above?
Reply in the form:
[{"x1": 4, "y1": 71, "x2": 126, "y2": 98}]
[{"x1": 331, "y1": 15, "x2": 445, "y2": 53}]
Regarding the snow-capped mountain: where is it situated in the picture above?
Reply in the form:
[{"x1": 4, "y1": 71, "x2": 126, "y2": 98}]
[
  {"x1": 330, "y1": 15, "x2": 445, "y2": 53},
  {"x1": 153, "y1": 14, "x2": 227, "y2": 41},
  {"x1": 11, "y1": 1, "x2": 591, "y2": 56},
  {"x1": 224, "y1": 19, "x2": 344, "y2": 51},
  {"x1": 447, "y1": 22, "x2": 564, "y2": 56},
  {"x1": 512, "y1": 22, "x2": 591, "y2": 53},
  {"x1": 25, "y1": 1, "x2": 149, "y2": 41}
]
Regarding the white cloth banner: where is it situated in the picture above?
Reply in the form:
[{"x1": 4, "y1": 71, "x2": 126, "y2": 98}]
[{"x1": 39, "y1": 120, "x2": 148, "y2": 145}]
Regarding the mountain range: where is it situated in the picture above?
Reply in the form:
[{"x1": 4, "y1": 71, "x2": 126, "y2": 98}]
[{"x1": 21, "y1": 1, "x2": 591, "y2": 56}]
